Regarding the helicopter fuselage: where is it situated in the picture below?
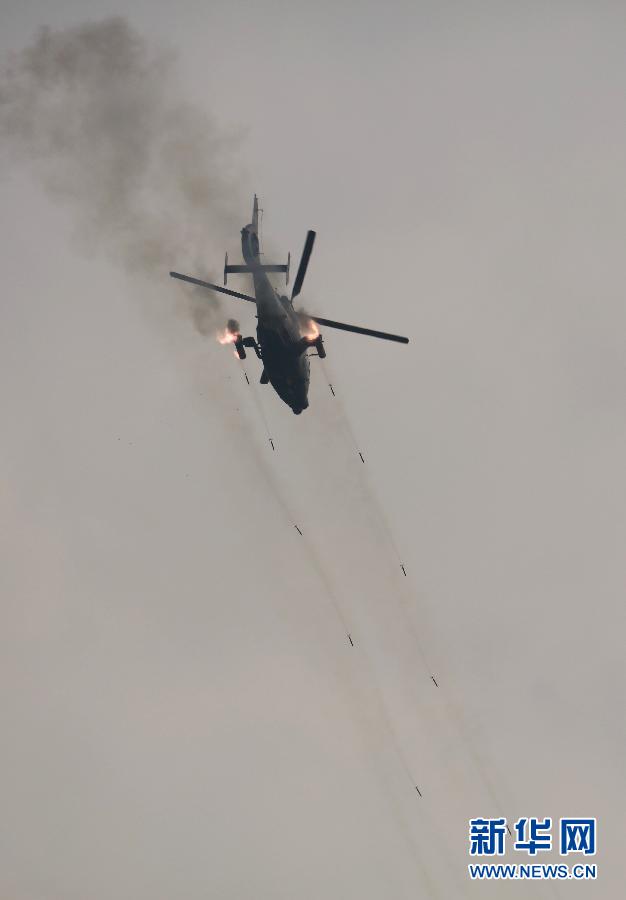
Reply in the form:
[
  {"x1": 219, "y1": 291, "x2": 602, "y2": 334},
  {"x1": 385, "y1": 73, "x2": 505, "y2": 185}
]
[{"x1": 242, "y1": 222, "x2": 311, "y2": 415}]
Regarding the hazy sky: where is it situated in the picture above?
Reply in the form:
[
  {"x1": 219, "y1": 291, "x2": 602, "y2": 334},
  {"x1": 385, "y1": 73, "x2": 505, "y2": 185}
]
[{"x1": 1, "y1": 3, "x2": 624, "y2": 898}]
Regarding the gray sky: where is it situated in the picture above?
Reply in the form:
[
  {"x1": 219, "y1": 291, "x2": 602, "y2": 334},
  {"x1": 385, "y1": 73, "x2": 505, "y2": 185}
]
[{"x1": 1, "y1": 3, "x2": 624, "y2": 897}]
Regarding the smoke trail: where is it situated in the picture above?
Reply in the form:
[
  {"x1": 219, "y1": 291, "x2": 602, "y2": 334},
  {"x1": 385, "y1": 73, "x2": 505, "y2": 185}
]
[{"x1": 0, "y1": 16, "x2": 243, "y2": 332}]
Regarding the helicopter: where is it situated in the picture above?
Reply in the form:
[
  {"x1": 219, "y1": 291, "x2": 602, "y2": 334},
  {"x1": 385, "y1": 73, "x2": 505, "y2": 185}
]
[{"x1": 170, "y1": 196, "x2": 409, "y2": 414}]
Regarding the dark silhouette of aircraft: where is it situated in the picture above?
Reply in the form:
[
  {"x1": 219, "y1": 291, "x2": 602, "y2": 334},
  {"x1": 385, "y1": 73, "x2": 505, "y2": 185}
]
[{"x1": 170, "y1": 197, "x2": 408, "y2": 414}]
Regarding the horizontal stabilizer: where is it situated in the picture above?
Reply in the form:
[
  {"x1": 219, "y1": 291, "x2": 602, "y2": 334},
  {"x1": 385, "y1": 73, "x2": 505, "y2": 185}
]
[
  {"x1": 226, "y1": 264, "x2": 288, "y2": 274},
  {"x1": 225, "y1": 252, "x2": 290, "y2": 285}
]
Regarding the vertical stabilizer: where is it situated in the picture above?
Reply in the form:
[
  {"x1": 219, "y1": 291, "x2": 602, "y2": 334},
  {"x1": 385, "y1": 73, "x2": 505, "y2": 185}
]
[
  {"x1": 251, "y1": 194, "x2": 259, "y2": 233},
  {"x1": 241, "y1": 195, "x2": 261, "y2": 264}
]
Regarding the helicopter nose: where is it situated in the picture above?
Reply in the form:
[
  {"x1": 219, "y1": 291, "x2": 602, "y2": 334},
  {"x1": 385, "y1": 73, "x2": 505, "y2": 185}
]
[{"x1": 292, "y1": 397, "x2": 309, "y2": 415}]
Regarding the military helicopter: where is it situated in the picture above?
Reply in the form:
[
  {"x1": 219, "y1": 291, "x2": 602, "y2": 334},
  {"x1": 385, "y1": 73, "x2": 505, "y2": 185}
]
[{"x1": 170, "y1": 197, "x2": 409, "y2": 414}]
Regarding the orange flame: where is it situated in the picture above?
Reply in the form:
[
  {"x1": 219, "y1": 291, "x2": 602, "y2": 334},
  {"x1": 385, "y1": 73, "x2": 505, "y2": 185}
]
[
  {"x1": 216, "y1": 327, "x2": 239, "y2": 345},
  {"x1": 298, "y1": 315, "x2": 320, "y2": 341}
]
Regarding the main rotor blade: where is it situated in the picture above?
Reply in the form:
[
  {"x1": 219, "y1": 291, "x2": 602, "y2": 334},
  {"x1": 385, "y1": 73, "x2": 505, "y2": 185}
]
[
  {"x1": 291, "y1": 230, "x2": 316, "y2": 300},
  {"x1": 170, "y1": 271, "x2": 256, "y2": 304},
  {"x1": 312, "y1": 315, "x2": 409, "y2": 344}
]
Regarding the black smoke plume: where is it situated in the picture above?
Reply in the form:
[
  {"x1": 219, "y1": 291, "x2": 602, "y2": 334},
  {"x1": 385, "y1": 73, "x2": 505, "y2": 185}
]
[{"x1": 0, "y1": 17, "x2": 243, "y2": 333}]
